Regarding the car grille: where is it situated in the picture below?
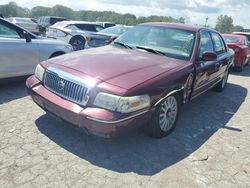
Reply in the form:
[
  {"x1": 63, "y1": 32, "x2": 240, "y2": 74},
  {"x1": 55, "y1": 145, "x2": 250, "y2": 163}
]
[{"x1": 44, "y1": 69, "x2": 89, "y2": 106}]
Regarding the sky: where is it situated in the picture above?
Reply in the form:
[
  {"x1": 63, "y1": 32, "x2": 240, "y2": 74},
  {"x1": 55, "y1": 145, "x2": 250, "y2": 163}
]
[{"x1": 1, "y1": 0, "x2": 249, "y2": 28}]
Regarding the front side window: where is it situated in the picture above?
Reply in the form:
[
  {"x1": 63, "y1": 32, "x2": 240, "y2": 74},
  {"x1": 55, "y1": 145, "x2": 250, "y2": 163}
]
[
  {"x1": 199, "y1": 31, "x2": 214, "y2": 57},
  {"x1": 114, "y1": 25, "x2": 196, "y2": 60},
  {"x1": 211, "y1": 32, "x2": 226, "y2": 55},
  {"x1": 0, "y1": 23, "x2": 20, "y2": 39}
]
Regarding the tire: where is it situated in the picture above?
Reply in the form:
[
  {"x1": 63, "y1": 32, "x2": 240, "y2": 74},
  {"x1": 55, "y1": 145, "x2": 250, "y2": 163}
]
[
  {"x1": 213, "y1": 68, "x2": 229, "y2": 92},
  {"x1": 69, "y1": 36, "x2": 86, "y2": 51},
  {"x1": 145, "y1": 94, "x2": 180, "y2": 138}
]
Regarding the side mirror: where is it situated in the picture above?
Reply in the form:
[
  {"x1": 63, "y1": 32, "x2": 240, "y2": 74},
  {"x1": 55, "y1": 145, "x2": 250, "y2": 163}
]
[
  {"x1": 23, "y1": 32, "x2": 31, "y2": 43},
  {"x1": 201, "y1": 51, "x2": 217, "y2": 61}
]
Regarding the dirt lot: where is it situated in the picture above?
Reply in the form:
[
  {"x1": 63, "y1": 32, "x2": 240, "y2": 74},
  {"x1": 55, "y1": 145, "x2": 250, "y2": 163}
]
[{"x1": 0, "y1": 67, "x2": 250, "y2": 188}]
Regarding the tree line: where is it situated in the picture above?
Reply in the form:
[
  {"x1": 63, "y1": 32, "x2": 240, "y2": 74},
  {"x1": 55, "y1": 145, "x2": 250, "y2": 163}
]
[
  {"x1": 0, "y1": 2, "x2": 185, "y2": 25},
  {"x1": 0, "y1": 2, "x2": 245, "y2": 33}
]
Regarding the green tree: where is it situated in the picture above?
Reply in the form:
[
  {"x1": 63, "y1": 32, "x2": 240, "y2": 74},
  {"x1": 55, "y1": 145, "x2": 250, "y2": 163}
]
[
  {"x1": 233, "y1": 25, "x2": 244, "y2": 32},
  {"x1": 215, "y1": 15, "x2": 234, "y2": 33},
  {"x1": 0, "y1": 2, "x2": 29, "y2": 17},
  {"x1": 30, "y1": 6, "x2": 51, "y2": 18}
]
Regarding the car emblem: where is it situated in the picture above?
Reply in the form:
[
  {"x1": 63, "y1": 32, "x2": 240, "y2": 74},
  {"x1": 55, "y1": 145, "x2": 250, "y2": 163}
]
[{"x1": 58, "y1": 80, "x2": 66, "y2": 90}]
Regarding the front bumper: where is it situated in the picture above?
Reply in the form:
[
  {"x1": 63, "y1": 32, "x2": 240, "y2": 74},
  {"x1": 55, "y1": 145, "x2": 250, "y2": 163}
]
[{"x1": 26, "y1": 75, "x2": 153, "y2": 138}]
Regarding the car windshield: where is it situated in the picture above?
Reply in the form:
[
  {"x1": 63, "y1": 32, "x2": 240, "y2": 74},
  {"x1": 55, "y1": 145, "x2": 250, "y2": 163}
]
[
  {"x1": 224, "y1": 36, "x2": 240, "y2": 43},
  {"x1": 100, "y1": 26, "x2": 131, "y2": 35},
  {"x1": 114, "y1": 25, "x2": 195, "y2": 60}
]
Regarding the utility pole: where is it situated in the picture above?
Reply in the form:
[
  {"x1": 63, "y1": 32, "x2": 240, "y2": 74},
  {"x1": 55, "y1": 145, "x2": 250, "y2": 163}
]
[{"x1": 205, "y1": 16, "x2": 208, "y2": 27}]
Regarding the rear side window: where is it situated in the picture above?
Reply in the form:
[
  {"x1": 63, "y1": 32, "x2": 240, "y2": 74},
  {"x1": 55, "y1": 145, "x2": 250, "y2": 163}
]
[
  {"x1": 104, "y1": 23, "x2": 115, "y2": 28},
  {"x1": 199, "y1": 31, "x2": 214, "y2": 57},
  {"x1": 75, "y1": 24, "x2": 96, "y2": 32},
  {"x1": 211, "y1": 32, "x2": 226, "y2": 55}
]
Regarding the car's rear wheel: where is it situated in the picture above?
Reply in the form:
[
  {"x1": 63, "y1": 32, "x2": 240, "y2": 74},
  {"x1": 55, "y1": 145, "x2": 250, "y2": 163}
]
[
  {"x1": 213, "y1": 68, "x2": 229, "y2": 92},
  {"x1": 145, "y1": 94, "x2": 179, "y2": 138},
  {"x1": 69, "y1": 36, "x2": 86, "y2": 51}
]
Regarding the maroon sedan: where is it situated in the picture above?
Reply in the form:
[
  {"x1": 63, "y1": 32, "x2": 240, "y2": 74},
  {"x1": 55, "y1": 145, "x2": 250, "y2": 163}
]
[
  {"x1": 222, "y1": 34, "x2": 250, "y2": 71},
  {"x1": 26, "y1": 23, "x2": 234, "y2": 138}
]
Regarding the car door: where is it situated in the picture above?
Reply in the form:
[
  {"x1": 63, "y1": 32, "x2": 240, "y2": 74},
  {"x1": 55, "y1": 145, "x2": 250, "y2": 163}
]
[
  {"x1": 210, "y1": 32, "x2": 229, "y2": 79},
  {"x1": 0, "y1": 19, "x2": 39, "y2": 79},
  {"x1": 243, "y1": 37, "x2": 250, "y2": 62},
  {"x1": 192, "y1": 30, "x2": 219, "y2": 97}
]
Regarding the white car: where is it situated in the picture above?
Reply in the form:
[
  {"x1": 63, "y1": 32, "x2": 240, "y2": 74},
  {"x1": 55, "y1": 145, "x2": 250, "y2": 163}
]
[
  {"x1": 0, "y1": 18, "x2": 73, "y2": 79},
  {"x1": 7, "y1": 17, "x2": 39, "y2": 34},
  {"x1": 46, "y1": 21, "x2": 104, "y2": 51}
]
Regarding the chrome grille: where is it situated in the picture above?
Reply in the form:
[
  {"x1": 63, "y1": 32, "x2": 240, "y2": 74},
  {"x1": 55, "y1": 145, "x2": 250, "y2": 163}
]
[{"x1": 44, "y1": 68, "x2": 89, "y2": 106}]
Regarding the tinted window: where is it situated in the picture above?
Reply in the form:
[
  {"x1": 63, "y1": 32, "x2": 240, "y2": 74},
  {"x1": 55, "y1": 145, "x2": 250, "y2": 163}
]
[
  {"x1": 199, "y1": 31, "x2": 214, "y2": 57},
  {"x1": 211, "y1": 32, "x2": 226, "y2": 55},
  {"x1": 0, "y1": 23, "x2": 20, "y2": 38},
  {"x1": 50, "y1": 18, "x2": 67, "y2": 25},
  {"x1": 104, "y1": 23, "x2": 116, "y2": 28},
  {"x1": 75, "y1": 24, "x2": 96, "y2": 32},
  {"x1": 245, "y1": 35, "x2": 250, "y2": 41}
]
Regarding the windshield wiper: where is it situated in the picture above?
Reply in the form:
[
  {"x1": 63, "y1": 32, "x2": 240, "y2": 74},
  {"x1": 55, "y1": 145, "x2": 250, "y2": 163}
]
[
  {"x1": 136, "y1": 46, "x2": 166, "y2": 56},
  {"x1": 113, "y1": 41, "x2": 133, "y2": 49}
]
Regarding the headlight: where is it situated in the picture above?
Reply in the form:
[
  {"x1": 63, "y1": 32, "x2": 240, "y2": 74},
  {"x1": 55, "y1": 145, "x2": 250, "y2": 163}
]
[
  {"x1": 35, "y1": 64, "x2": 45, "y2": 81},
  {"x1": 94, "y1": 92, "x2": 150, "y2": 113}
]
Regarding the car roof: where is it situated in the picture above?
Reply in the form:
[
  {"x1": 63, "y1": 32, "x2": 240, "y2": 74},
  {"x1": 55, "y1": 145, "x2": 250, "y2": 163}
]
[
  {"x1": 139, "y1": 22, "x2": 209, "y2": 32},
  {"x1": 233, "y1": 31, "x2": 250, "y2": 35}
]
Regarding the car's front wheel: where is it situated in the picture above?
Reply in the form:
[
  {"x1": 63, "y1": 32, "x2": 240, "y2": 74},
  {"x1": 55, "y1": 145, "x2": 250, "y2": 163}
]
[
  {"x1": 69, "y1": 36, "x2": 86, "y2": 51},
  {"x1": 146, "y1": 94, "x2": 180, "y2": 138}
]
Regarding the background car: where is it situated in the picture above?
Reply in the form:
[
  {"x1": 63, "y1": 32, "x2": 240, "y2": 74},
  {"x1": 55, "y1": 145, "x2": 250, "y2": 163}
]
[
  {"x1": 37, "y1": 16, "x2": 68, "y2": 35},
  {"x1": 0, "y1": 18, "x2": 73, "y2": 79},
  {"x1": 86, "y1": 25, "x2": 132, "y2": 48},
  {"x1": 46, "y1": 21, "x2": 104, "y2": 51},
  {"x1": 223, "y1": 34, "x2": 250, "y2": 71},
  {"x1": 95, "y1": 22, "x2": 116, "y2": 28},
  {"x1": 233, "y1": 31, "x2": 250, "y2": 44},
  {"x1": 7, "y1": 17, "x2": 39, "y2": 34}
]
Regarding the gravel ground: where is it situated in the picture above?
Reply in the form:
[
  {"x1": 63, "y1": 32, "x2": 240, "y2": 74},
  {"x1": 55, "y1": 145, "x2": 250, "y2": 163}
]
[{"x1": 0, "y1": 67, "x2": 250, "y2": 188}]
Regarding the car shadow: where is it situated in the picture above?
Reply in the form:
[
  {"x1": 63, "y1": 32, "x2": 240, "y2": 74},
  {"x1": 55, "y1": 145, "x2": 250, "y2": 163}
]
[
  {"x1": 0, "y1": 79, "x2": 28, "y2": 104},
  {"x1": 230, "y1": 65, "x2": 250, "y2": 77},
  {"x1": 36, "y1": 82, "x2": 247, "y2": 176}
]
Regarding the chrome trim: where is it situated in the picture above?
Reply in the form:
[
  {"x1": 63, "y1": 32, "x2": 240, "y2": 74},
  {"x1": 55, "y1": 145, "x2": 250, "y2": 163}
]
[
  {"x1": 86, "y1": 110, "x2": 150, "y2": 124},
  {"x1": 44, "y1": 67, "x2": 91, "y2": 106},
  {"x1": 154, "y1": 87, "x2": 184, "y2": 107}
]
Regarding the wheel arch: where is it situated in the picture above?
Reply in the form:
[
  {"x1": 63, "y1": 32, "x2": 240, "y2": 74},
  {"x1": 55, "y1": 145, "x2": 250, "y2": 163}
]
[
  {"x1": 49, "y1": 51, "x2": 66, "y2": 59},
  {"x1": 69, "y1": 35, "x2": 86, "y2": 43},
  {"x1": 154, "y1": 86, "x2": 184, "y2": 108}
]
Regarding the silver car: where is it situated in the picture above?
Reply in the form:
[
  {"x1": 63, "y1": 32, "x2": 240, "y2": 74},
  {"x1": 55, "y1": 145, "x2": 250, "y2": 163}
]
[{"x1": 0, "y1": 18, "x2": 73, "y2": 79}]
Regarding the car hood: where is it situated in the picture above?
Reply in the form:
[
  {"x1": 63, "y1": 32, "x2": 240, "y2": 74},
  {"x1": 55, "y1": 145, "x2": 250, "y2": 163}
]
[{"x1": 47, "y1": 45, "x2": 186, "y2": 89}]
